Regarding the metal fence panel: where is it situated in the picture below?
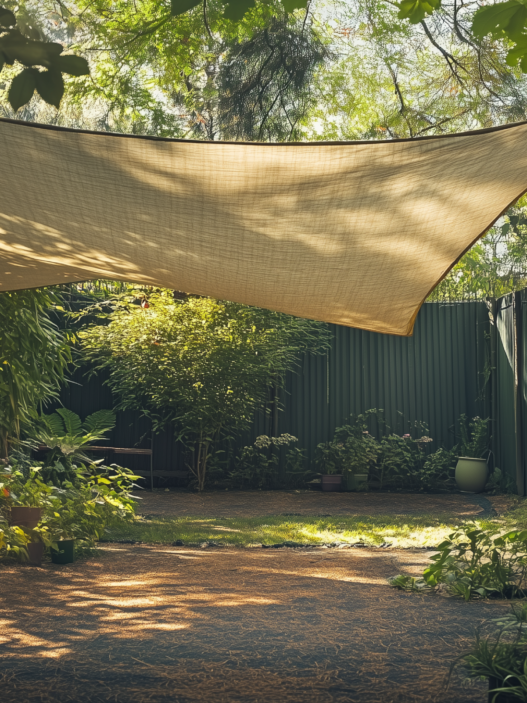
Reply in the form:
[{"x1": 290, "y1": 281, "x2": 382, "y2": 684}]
[
  {"x1": 276, "y1": 301, "x2": 490, "y2": 469},
  {"x1": 53, "y1": 300, "x2": 492, "y2": 479}
]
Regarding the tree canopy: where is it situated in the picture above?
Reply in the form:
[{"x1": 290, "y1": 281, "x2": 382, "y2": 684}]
[
  {"x1": 3, "y1": 0, "x2": 527, "y2": 139},
  {"x1": 79, "y1": 291, "x2": 330, "y2": 490},
  {"x1": 2, "y1": 1, "x2": 527, "y2": 299}
]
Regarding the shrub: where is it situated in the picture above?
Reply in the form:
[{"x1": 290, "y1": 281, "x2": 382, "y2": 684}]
[
  {"x1": 0, "y1": 288, "x2": 71, "y2": 459},
  {"x1": 80, "y1": 291, "x2": 330, "y2": 491},
  {"x1": 0, "y1": 457, "x2": 138, "y2": 561},
  {"x1": 27, "y1": 408, "x2": 116, "y2": 487},
  {"x1": 230, "y1": 434, "x2": 298, "y2": 489},
  {"x1": 389, "y1": 526, "x2": 527, "y2": 600}
]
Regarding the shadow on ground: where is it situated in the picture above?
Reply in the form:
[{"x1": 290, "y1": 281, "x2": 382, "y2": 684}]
[{"x1": 0, "y1": 544, "x2": 508, "y2": 702}]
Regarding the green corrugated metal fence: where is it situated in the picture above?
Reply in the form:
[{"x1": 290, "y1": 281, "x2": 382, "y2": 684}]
[
  {"x1": 274, "y1": 300, "x2": 491, "y2": 467},
  {"x1": 56, "y1": 300, "x2": 496, "y2": 483}
]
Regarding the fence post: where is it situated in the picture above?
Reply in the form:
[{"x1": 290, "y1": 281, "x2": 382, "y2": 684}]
[
  {"x1": 514, "y1": 292, "x2": 525, "y2": 496},
  {"x1": 489, "y1": 299, "x2": 499, "y2": 475}
]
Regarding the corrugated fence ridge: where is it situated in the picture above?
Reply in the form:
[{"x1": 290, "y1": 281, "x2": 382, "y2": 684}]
[{"x1": 57, "y1": 300, "x2": 498, "y2": 484}]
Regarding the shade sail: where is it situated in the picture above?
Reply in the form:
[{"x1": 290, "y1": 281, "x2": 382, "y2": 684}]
[{"x1": 1, "y1": 118, "x2": 527, "y2": 335}]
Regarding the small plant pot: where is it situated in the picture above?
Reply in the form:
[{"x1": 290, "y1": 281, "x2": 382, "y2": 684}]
[
  {"x1": 10, "y1": 507, "x2": 42, "y2": 529},
  {"x1": 344, "y1": 474, "x2": 369, "y2": 492},
  {"x1": 488, "y1": 675, "x2": 518, "y2": 702},
  {"x1": 51, "y1": 540, "x2": 75, "y2": 565},
  {"x1": 26, "y1": 542, "x2": 45, "y2": 566},
  {"x1": 455, "y1": 457, "x2": 488, "y2": 493},
  {"x1": 321, "y1": 475, "x2": 342, "y2": 492}
]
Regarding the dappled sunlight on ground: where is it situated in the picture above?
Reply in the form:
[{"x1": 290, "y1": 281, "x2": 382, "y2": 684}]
[{"x1": 0, "y1": 543, "x2": 510, "y2": 701}]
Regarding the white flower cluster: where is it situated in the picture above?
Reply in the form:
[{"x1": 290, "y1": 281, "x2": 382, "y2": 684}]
[{"x1": 254, "y1": 434, "x2": 298, "y2": 449}]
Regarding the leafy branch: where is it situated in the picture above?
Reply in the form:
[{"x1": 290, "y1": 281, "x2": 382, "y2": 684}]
[
  {"x1": 0, "y1": 5, "x2": 89, "y2": 112},
  {"x1": 397, "y1": 0, "x2": 527, "y2": 74}
]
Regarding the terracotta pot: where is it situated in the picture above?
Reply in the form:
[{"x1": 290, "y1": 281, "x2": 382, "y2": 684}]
[
  {"x1": 26, "y1": 542, "x2": 45, "y2": 566},
  {"x1": 455, "y1": 457, "x2": 488, "y2": 493},
  {"x1": 10, "y1": 507, "x2": 42, "y2": 529},
  {"x1": 321, "y1": 474, "x2": 342, "y2": 492}
]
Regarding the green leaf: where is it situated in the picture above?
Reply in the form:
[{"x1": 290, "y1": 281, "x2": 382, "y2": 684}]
[
  {"x1": 43, "y1": 412, "x2": 67, "y2": 436},
  {"x1": 35, "y1": 69, "x2": 64, "y2": 108},
  {"x1": 170, "y1": 0, "x2": 201, "y2": 16},
  {"x1": 222, "y1": 0, "x2": 257, "y2": 21},
  {"x1": 506, "y1": 34, "x2": 527, "y2": 66},
  {"x1": 50, "y1": 54, "x2": 90, "y2": 76},
  {"x1": 282, "y1": 0, "x2": 308, "y2": 12},
  {"x1": 0, "y1": 6, "x2": 15, "y2": 27},
  {"x1": 8, "y1": 68, "x2": 36, "y2": 111},
  {"x1": 397, "y1": 0, "x2": 441, "y2": 24},
  {"x1": 56, "y1": 408, "x2": 83, "y2": 436},
  {"x1": 473, "y1": 0, "x2": 527, "y2": 41},
  {"x1": 1, "y1": 37, "x2": 63, "y2": 67},
  {"x1": 0, "y1": 52, "x2": 5, "y2": 73},
  {"x1": 83, "y1": 409, "x2": 116, "y2": 435}
]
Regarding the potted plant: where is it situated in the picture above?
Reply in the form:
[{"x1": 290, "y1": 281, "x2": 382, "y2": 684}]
[
  {"x1": 453, "y1": 603, "x2": 527, "y2": 703},
  {"x1": 340, "y1": 428, "x2": 377, "y2": 491},
  {"x1": 6, "y1": 464, "x2": 59, "y2": 565},
  {"x1": 314, "y1": 442, "x2": 342, "y2": 491},
  {"x1": 50, "y1": 538, "x2": 75, "y2": 564},
  {"x1": 454, "y1": 415, "x2": 490, "y2": 493}
]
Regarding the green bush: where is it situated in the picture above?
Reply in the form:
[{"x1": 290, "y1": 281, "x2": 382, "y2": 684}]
[
  {"x1": 389, "y1": 526, "x2": 527, "y2": 600},
  {"x1": 27, "y1": 408, "x2": 116, "y2": 487},
  {"x1": 0, "y1": 457, "x2": 138, "y2": 561},
  {"x1": 230, "y1": 434, "x2": 298, "y2": 489},
  {"x1": 314, "y1": 410, "x2": 459, "y2": 491}
]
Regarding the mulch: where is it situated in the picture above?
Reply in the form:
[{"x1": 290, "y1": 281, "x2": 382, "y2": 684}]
[
  {"x1": 0, "y1": 543, "x2": 511, "y2": 702},
  {"x1": 135, "y1": 489, "x2": 512, "y2": 520}
]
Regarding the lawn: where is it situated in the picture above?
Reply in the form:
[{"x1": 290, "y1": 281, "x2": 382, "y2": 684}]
[{"x1": 103, "y1": 512, "x2": 497, "y2": 548}]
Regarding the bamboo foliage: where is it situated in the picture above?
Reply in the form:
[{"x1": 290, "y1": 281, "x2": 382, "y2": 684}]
[{"x1": 0, "y1": 288, "x2": 71, "y2": 459}]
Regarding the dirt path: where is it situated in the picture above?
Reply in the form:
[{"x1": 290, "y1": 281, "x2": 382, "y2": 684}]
[
  {"x1": 136, "y1": 489, "x2": 509, "y2": 519},
  {"x1": 0, "y1": 544, "x2": 508, "y2": 702}
]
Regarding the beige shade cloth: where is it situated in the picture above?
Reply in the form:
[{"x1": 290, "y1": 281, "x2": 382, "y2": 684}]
[{"x1": 1, "y1": 118, "x2": 527, "y2": 335}]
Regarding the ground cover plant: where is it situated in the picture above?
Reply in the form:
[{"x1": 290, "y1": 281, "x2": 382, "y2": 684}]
[
  {"x1": 452, "y1": 602, "x2": 527, "y2": 702},
  {"x1": 390, "y1": 525, "x2": 527, "y2": 600}
]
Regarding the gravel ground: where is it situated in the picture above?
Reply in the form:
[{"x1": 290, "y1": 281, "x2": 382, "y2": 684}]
[
  {"x1": 0, "y1": 542, "x2": 510, "y2": 703},
  {"x1": 135, "y1": 489, "x2": 512, "y2": 519}
]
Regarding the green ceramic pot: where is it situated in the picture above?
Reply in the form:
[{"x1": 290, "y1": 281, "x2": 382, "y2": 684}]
[
  {"x1": 51, "y1": 539, "x2": 75, "y2": 565},
  {"x1": 455, "y1": 457, "x2": 488, "y2": 493}
]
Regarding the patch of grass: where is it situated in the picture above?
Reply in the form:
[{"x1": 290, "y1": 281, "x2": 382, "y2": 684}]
[
  {"x1": 501, "y1": 497, "x2": 527, "y2": 530},
  {"x1": 102, "y1": 513, "x2": 496, "y2": 548}
]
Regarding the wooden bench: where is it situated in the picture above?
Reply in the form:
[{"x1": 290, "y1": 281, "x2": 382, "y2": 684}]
[
  {"x1": 37, "y1": 445, "x2": 190, "y2": 489},
  {"x1": 37, "y1": 445, "x2": 156, "y2": 489}
]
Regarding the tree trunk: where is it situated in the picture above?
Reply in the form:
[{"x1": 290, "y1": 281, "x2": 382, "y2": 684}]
[{"x1": 0, "y1": 430, "x2": 8, "y2": 461}]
